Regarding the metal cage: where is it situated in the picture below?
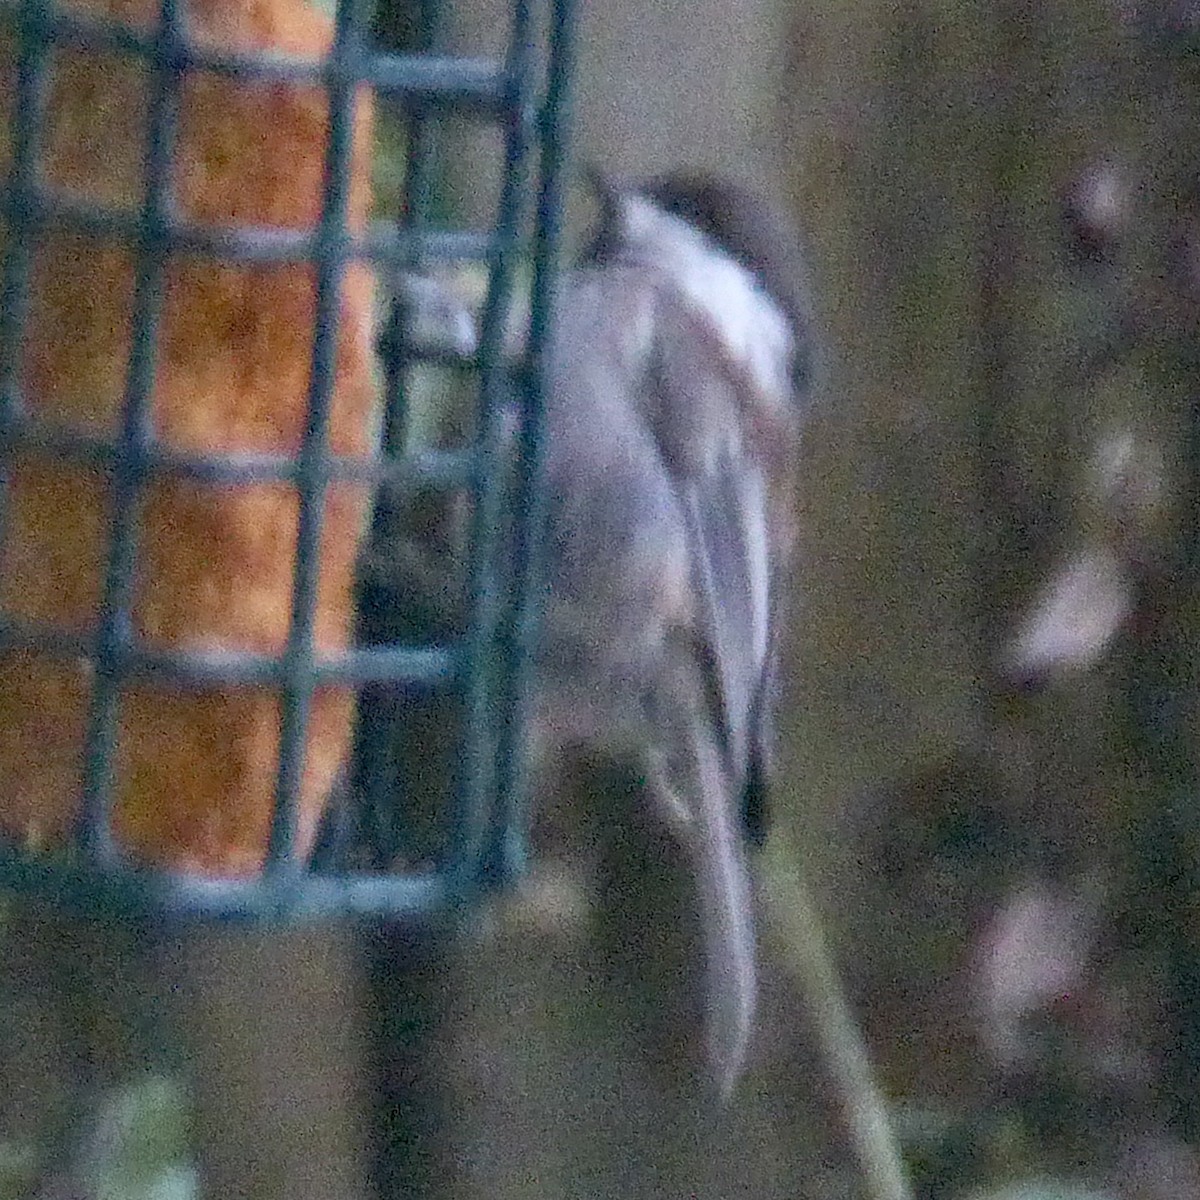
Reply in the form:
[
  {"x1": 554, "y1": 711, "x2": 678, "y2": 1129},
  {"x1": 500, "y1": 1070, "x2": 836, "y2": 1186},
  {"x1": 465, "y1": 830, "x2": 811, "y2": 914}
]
[{"x1": 0, "y1": 0, "x2": 575, "y2": 922}]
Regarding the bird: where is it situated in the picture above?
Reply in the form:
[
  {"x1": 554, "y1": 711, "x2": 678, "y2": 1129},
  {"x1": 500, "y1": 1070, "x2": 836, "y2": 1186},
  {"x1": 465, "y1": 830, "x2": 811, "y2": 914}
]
[{"x1": 522, "y1": 168, "x2": 815, "y2": 1095}]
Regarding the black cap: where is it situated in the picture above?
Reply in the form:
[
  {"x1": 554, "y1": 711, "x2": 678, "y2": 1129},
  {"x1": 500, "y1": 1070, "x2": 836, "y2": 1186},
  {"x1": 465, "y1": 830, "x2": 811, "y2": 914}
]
[{"x1": 583, "y1": 168, "x2": 817, "y2": 393}]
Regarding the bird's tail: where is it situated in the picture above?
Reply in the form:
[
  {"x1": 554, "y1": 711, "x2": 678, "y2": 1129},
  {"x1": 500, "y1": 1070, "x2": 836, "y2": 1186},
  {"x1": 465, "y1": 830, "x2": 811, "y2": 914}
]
[{"x1": 576, "y1": 601, "x2": 760, "y2": 1098}]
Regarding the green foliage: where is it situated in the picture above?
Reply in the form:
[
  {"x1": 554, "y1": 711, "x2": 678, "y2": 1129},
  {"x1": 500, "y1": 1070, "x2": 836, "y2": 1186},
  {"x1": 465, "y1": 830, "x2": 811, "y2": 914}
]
[
  {"x1": 0, "y1": 1078, "x2": 192, "y2": 1200},
  {"x1": 0, "y1": 1140, "x2": 38, "y2": 1200},
  {"x1": 90, "y1": 1078, "x2": 193, "y2": 1200}
]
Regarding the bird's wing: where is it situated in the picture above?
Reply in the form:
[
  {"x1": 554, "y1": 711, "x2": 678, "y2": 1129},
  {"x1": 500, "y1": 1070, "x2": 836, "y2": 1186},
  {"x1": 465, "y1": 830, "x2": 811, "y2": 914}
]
[
  {"x1": 646, "y1": 288, "x2": 783, "y2": 804},
  {"x1": 536, "y1": 263, "x2": 787, "y2": 1095},
  {"x1": 643, "y1": 286, "x2": 799, "y2": 1089}
]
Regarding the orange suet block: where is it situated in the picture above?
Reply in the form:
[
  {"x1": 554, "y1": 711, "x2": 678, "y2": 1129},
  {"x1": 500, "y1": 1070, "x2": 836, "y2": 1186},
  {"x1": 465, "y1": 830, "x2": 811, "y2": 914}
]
[{"x1": 0, "y1": 0, "x2": 379, "y2": 873}]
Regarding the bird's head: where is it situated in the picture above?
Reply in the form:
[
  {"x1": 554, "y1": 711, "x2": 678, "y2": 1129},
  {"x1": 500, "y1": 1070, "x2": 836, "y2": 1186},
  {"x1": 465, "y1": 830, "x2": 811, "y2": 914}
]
[{"x1": 582, "y1": 167, "x2": 817, "y2": 395}]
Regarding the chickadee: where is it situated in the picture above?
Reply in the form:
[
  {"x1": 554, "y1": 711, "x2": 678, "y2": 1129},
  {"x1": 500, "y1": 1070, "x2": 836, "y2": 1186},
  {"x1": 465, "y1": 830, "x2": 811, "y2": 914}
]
[
  {"x1": 352, "y1": 169, "x2": 814, "y2": 1096},
  {"x1": 525, "y1": 169, "x2": 813, "y2": 1094}
]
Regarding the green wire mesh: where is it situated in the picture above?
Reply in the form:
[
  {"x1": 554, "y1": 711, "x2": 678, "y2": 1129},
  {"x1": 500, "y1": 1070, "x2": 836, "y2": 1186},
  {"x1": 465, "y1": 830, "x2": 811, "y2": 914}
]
[{"x1": 0, "y1": 0, "x2": 575, "y2": 922}]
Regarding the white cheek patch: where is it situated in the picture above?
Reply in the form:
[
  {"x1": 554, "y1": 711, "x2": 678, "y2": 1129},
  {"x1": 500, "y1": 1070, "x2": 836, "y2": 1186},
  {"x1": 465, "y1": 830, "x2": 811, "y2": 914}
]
[{"x1": 620, "y1": 194, "x2": 793, "y2": 405}]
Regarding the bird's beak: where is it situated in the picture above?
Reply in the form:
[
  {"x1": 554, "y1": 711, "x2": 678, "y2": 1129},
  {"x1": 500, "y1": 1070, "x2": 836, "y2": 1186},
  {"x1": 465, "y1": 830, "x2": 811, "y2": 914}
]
[
  {"x1": 582, "y1": 162, "x2": 642, "y2": 230},
  {"x1": 581, "y1": 160, "x2": 624, "y2": 204},
  {"x1": 577, "y1": 163, "x2": 636, "y2": 263}
]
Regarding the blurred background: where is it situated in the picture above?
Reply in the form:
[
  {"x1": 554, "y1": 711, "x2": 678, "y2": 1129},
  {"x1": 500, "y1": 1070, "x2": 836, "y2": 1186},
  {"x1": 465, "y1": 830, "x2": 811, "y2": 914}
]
[{"x1": 5, "y1": 1, "x2": 1200, "y2": 1199}]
